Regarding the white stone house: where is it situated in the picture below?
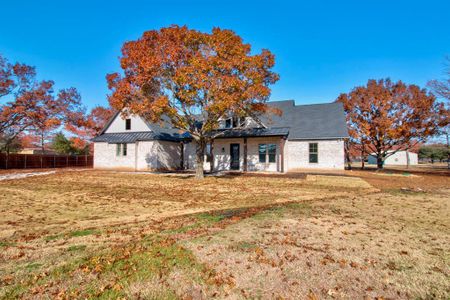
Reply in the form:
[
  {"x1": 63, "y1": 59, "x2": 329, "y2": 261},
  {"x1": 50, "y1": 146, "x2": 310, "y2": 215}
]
[{"x1": 92, "y1": 100, "x2": 349, "y2": 172}]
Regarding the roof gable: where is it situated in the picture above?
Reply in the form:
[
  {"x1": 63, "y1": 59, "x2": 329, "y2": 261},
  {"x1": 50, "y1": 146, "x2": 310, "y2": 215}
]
[{"x1": 102, "y1": 111, "x2": 152, "y2": 134}]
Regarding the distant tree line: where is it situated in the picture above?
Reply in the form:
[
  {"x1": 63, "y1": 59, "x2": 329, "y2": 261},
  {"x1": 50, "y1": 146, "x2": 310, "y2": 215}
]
[{"x1": 419, "y1": 144, "x2": 449, "y2": 163}]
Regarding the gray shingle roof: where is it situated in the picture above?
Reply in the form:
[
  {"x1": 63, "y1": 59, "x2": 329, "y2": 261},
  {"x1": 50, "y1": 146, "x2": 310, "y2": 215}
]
[
  {"x1": 94, "y1": 100, "x2": 348, "y2": 143},
  {"x1": 261, "y1": 100, "x2": 349, "y2": 140}
]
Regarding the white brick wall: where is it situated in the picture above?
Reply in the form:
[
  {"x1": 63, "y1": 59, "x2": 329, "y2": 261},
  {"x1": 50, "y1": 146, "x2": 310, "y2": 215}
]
[
  {"x1": 285, "y1": 140, "x2": 345, "y2": 170},
  {"x1": 94, "y1": 142, "x2": 137, "y2": 170},
  {"x1": 94, "y1": 138, "x2": 345, "y2": 172},
  {"x1": 94, "y1": 140, "x2": 181, "y2": 171}
]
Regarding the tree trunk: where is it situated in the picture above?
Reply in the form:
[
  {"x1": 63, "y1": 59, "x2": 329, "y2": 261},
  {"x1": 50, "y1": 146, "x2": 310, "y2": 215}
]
[
  {"x1": 406, "y1": 150, "x2": 410, "y2": 169},
  {"x1": 195, "y1": 139, "x2": 206, "y2": 179},
  {"x1": 344, "y1": 139, "x2": 352, "y2": 170},
  {"x1": 376, "y1": 153, "x2": 384, "y2": 169},
  {"x1": 361, "y1": 144, "x2": 365, "y2": 170},
  {"x1": 447, "y1": 133, "x2": 450, "y2": 170}
]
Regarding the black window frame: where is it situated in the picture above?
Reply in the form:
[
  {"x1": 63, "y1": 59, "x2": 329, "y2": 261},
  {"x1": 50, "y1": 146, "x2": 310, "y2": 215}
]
[
  {"x1": 125, "y1": 118, "x2": 131, "y2": 130},
  {"x1": 225, "y1": 118, "x2": 232, "y2": 128},
  {"x1": 258, "y1": 144, "x2": 266, "y2": 163},
  {"x1": 259, "y1": 143, "x2": 276, "y2": 163},
  {"x1": 116, "y1": 143, "x2": 127, "y2": 156},
  {"x1": 309, "y1": 143, "x2": 318, "y2": 163}
]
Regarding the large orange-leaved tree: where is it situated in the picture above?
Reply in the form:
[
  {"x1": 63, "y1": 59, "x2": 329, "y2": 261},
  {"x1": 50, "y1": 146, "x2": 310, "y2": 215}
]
[
  {"x1": 107, "y1": 26, "x2": 279, "y2": 178},
  {"x1": 337, "y1": 79, "x2": 449, "y2": 169}
]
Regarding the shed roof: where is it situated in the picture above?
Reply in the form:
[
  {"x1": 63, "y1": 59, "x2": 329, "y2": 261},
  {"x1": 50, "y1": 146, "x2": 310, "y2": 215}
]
[{"x1": 91, "y1": 131, "x2": 185, "y2": 143}]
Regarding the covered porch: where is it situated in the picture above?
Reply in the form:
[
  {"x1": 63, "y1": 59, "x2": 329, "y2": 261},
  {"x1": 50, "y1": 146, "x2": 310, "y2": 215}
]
[{"x1": 208, "y1": 128, "x2": 289, "y2": 173}]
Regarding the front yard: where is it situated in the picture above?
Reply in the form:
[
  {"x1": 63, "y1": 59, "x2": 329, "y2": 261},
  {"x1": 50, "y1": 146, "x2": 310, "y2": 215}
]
[{"x1": 0, "y1": 170, "x2": 448, "y2": 299}]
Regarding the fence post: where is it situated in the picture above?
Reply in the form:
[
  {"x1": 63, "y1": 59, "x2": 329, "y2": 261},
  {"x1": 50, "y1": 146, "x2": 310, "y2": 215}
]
[
  {"x1": 76, "y1": 155, "x2": 78, "y2": 167},
  {"x1": 24, "y1": 154, "x2": 27, "y2": 169},
  {"x1": 66, "y1": 156, "x2": 69, "y2": 167}
]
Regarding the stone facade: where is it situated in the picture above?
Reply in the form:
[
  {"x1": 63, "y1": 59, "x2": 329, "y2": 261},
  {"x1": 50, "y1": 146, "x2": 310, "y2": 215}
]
[
  {"x1": 285, "y1": 140, "x2": 345, "y2": 170},
  {"x1": 94, "y1": 140, "x2": 181, "y2": 171},
  {"x1": 94, "y1": 142, "x2": 137, "y2": 170},
  {"x1": 94, "y1": 138, "x2": 345, "y2": 172}
]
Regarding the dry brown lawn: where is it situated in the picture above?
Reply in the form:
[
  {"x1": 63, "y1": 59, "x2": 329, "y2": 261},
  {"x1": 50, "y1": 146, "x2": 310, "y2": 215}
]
[{"x1": 0, "y1": 169, "x2": 448, "y2": 299}]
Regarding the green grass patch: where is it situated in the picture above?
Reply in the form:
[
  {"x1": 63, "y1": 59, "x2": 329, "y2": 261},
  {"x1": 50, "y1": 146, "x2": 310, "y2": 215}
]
[
  {"x1": 67, "y1": 244, "x2": 87, "y2": 252},
  {"x1": 230, "y1": 241, "x2": 258, "y2": 252},
  {"x1": 0, "y1": 241, "x2": 16, "y2": 247},
  {"x1": 196, "y1": 212, "x2": 225, "y2": 223},
  {"x1": 162, "y1": 223, "x2": 202, "y2": 234},
  {"x1": 70, "y1": 229, "x2": 99, "y2": 237},
  {"x1": 25, "y1": 263, "x2": 42, "y2": 271},
  {"x1": 3, "y1": 235, "x2": 208, "y2": 299},
  {"x1": 44, "y1": 234, "x2": 64, "y2": 241}
]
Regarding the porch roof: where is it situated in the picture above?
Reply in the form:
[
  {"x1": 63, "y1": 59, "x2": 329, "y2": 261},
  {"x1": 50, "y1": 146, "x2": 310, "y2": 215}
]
[
  {"x1": 211, "y1": 127, "x2": 289, "y2": 139},
  {"x1": 91, "y1": 131, "x2": 186, "y2": 143}
]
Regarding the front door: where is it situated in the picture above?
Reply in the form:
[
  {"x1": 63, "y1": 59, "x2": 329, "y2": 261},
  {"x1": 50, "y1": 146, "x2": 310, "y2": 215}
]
[{"x1": 230, "y1": 143, "x2": 240, "y2": 170}]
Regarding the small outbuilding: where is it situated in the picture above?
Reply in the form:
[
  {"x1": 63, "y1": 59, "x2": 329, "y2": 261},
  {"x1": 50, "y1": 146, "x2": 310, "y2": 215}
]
[{"x1": 368, "y1": 150, "x2": 418, "y2": 166}]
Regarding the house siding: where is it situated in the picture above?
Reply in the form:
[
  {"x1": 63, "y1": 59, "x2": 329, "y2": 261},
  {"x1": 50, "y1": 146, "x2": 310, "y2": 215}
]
[
  {"x1": 93, "y1": 142, "x2": 137, "y2": 170},
  {"x1": 105, "y1": 114, "x2": 150, "y2": 133},
  {"x1": 94, "y1": 140, "x2": 181, "y2": 171},
  {"x1": 285, "y1": 139, "x2": 345, "y2": 170}
]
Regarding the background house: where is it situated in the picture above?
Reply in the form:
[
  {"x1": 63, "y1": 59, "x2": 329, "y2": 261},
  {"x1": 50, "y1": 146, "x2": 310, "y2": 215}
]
[{"x1": 368, "y1": 150, "x2": 418, "y2": 166}]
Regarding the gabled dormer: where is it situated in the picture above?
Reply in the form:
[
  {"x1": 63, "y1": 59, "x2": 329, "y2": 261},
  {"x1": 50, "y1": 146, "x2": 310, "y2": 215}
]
[{"x1": 218, "y1": 116, "x2": 263, "y2": 129}]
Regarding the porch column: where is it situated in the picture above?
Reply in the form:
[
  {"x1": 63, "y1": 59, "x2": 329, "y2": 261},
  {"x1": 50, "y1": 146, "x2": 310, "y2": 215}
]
[
  {"x1": 280, "y1": 137, "x2": 286, "y2": 173},
  {"x1": 180, "y1": 142, "x2": 184, "y2": 170},
  {"x1": 243, "y1": 137, "x2": 248, "y2": 172}
]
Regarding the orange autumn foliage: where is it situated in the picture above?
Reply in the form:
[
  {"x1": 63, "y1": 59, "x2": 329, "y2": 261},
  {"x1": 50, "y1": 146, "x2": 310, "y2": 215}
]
[
  {"x1": 107, "y1": 25, "x2": 279, "y2": 178},
  {"x1": 337, "y1": 79, "x2": 449, "y2": 168}
]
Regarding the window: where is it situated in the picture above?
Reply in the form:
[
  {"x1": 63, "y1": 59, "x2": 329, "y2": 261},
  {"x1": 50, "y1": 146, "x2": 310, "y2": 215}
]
[
  {"x1": 258, "y1": 144, "x2": 266, "y2": 163},
  {"x1": 225, "y1": 118, "x2": 232, "y2": 128},
  {"x1": 268, "y1": 144, "x2": 276, "y2": 163},
  {"x1": 116, "y1": 143, "x2": 127, "y2": 156},
  {"x1": 125, "y1": 118, "x2": 131, "y2": 130},
  {"x1": 309, "y1": 143, "x2": 318, "y2": 163},
  {"x1": 259, "y1": 144, "x2": 276, "y2": 163}
]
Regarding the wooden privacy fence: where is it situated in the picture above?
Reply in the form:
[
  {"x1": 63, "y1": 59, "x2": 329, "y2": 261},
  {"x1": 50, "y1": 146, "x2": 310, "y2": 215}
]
[{"x1": 0, "y1": 153, "x2": 93, "y2": 169}]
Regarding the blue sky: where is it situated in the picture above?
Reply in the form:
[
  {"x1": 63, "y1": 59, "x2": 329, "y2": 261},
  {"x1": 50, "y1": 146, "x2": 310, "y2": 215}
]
[{"x1": 1, "y1": 0, "x2": 449, "y2": 110}]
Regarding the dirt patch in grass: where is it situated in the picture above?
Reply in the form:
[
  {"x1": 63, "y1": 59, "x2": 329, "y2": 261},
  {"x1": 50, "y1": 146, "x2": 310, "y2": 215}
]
[
  {"x1": 185, "y1": 189, "x2": 450, "y2": 299},
  {"x1": 347, "y1": 170, "x2": 449, "y2": 192}
]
